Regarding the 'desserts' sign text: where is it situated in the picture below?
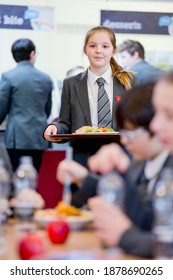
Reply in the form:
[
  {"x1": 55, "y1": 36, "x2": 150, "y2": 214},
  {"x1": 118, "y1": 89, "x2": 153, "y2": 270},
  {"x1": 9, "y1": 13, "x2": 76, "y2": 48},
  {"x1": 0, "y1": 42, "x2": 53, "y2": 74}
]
[{"x1": 101, "y1": 10, "x2": 173, "y2": 35}]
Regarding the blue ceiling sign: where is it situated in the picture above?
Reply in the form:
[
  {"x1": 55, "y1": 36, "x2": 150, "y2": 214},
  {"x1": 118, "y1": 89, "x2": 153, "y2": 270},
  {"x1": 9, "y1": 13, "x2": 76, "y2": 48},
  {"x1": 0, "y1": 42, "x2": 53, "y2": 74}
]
[
  {"x1": 0, "y1": 5, "x2": 54, "y2": 31},
  {"x1": 101, "y1": 10, "x2": 173, "y2": 35}
]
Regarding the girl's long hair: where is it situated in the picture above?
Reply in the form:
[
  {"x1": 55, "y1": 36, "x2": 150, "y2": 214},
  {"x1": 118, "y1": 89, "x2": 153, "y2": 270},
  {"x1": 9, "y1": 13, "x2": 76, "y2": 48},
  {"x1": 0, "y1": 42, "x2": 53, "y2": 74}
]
[{"x1": 83, "y1": 26, "x2": 134, "y2": 90}]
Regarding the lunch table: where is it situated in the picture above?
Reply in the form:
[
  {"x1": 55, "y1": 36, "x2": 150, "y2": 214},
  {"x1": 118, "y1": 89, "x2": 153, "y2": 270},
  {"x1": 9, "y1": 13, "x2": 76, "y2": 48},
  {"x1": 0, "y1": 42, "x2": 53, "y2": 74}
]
[{"x1": 0, "y1": 218, "x2": 143, "y2": 260}]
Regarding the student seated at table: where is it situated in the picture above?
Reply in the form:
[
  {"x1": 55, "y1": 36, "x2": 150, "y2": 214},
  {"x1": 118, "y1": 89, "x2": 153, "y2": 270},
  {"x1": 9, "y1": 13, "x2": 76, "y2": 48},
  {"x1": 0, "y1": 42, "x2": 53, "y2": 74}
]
[
  {"x1": 89, "y1": 70, "x2": 173, "y2": 258},
  {"x1": 57, "y1": 80, "x2": 173, "y2": 257}
]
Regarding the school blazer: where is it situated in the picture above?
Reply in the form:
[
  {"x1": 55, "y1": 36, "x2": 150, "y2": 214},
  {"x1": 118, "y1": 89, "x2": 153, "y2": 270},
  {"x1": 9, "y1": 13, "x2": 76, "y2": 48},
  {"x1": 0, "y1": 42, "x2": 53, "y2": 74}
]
[
  {"x1": 54, "y1": 70, "x2": 137, "y2": 166},
  {"x1": 126, "y1": 154, "x2": 173, "y2": 199},
  {"x1": 0, "y1": 61, "x2": 53, "y2": 150},
  {"x1": 56, "y1": 70, "x2": 137, "y2": 133}
]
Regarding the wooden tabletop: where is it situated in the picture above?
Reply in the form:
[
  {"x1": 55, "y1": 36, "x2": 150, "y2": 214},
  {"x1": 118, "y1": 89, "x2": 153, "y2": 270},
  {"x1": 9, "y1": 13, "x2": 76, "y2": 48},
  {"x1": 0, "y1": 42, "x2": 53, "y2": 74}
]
[{"x1": 0, "y1": 219, "x2": 142, "y2": 260}]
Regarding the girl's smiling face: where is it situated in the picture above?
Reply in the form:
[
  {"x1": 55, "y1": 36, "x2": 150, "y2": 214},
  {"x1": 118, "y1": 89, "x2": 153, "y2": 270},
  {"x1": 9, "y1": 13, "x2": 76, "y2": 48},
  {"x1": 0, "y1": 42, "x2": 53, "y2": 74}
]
[{"x1": 84, "y1": 31, "x2": 115, "y2": 75}]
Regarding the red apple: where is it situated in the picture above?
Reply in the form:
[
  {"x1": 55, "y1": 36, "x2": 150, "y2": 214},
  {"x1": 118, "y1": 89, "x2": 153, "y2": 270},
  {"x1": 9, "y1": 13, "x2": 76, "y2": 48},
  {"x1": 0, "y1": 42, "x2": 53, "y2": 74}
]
[
  {"x1": 47, "y1": 220, "x2": 70, "y2": 244},
  {"x1": 18, "y1": 232, "x2": 45, "y2": 260}
]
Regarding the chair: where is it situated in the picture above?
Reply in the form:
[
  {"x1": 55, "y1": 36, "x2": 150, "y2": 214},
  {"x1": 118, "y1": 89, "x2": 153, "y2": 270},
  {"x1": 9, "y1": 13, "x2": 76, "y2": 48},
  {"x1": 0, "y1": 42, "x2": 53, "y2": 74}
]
[{"x1": 37, "y1": 149, "x2": 65, "y2": 208}]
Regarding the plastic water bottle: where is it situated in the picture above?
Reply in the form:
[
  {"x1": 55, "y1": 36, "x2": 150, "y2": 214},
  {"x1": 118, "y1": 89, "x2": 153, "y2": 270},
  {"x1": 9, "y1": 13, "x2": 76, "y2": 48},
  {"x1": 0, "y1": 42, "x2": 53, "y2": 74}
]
[
  {"x1": 152, "y1": 167, "x2": 173, "y2": 259},
  {"x1": 13, "y1": 156, "x2": 37, "y2": 194},
  {"x1": 97, "y1": 170, "x2": 125, "y2": 208},
  {"x1": 0, "y1": 159, "x2": 10, "y2": 221},
  {"x1": 97, "y1": 170, "x2": 125, "y2": 256},
  {"x1": 0, "y1": 159, "x2": 10, "y2": 253},
  {"x1": 13, "y1": 156, "x2": 38, "y2": 222}
]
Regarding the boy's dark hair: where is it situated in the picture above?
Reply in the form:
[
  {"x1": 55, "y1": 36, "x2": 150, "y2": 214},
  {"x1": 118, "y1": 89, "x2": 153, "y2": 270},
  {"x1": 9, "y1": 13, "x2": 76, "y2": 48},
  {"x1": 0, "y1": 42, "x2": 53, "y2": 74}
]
[
  {"x1": 11, "y1": 38, "x2": 36, "y2": 62},
  {"x1": 117, "y1": 40, "x2": 145, "y2": 59},
  {"x1": 116, "y1": 82, "x2": 156, "y2": 133}
]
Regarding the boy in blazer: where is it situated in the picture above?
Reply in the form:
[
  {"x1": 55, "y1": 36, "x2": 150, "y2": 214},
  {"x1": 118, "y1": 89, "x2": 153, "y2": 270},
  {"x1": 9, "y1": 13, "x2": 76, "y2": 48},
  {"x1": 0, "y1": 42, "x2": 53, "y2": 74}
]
[{"x1": 0, "y1": 38, "x2": 53, "y2": 171}]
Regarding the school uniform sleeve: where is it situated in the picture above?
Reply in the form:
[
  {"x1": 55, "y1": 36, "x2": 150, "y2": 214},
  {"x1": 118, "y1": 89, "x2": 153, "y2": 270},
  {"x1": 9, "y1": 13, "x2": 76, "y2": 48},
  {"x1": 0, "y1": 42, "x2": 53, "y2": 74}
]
[
  {"x1": 118, "y1": 226, "x2": 155, "y2": 258},
  {"x1": 71, "y1": 173, "x2": 99, "y2": 208}
]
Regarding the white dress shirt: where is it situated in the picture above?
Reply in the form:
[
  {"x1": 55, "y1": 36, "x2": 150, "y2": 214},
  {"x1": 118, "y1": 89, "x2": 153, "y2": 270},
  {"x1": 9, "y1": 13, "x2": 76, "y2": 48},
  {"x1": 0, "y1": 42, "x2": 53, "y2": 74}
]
[
  {"x1": 87, "y1": 67, "x2": 113, "y2": 128},
  {"x1": 144, "y1": 150, "x2": 169, "y2": 195}
]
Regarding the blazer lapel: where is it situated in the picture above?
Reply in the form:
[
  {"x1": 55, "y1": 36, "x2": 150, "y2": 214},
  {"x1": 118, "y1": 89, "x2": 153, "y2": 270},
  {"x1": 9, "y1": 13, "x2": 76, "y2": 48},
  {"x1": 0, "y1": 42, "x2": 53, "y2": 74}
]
[
  {"x1": 75, "y1": 70, "x2": 92, "y2": 125},
  {"x1": 129, "y1": 161, "x2": 145, "y2": 184},
  {"x1": 112, "y1": 77, "x2": 126, "y2": 129},
  {"x1": 74, "y1": 74, "x2": 127, "y2": 128},
  {"x1": 154, "y1": 154, "x2": 173, "y2": 189}
]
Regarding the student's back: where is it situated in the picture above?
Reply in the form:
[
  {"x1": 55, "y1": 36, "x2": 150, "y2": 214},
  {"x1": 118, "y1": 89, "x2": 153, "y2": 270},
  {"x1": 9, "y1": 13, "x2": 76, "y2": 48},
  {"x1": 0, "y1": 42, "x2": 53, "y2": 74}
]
[{"x1": 0, "y1": 38, "x2": 53, "y2": 171}]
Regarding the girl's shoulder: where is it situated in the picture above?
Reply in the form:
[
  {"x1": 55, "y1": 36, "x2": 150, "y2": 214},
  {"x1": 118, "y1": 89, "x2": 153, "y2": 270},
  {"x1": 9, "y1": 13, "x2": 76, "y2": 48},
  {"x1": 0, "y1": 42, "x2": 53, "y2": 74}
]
[
  {"x1": 114, "y1": 70, "x2": 138, "y2": 89},
  {"x1": 64, "y1": 70, "x2": 87, "y2": 84}
]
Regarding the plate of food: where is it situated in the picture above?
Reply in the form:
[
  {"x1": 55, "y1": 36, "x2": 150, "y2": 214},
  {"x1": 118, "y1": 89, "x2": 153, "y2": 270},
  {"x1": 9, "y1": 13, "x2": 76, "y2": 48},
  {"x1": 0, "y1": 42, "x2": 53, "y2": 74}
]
[
  {"x1": 34, "y1": 202, "x2": 93, "y2": 230},
  {"x1": 65, "y1": 210, "x2": 93, "y2": 230},
  {"x1": 74, "y1": 126, "x2": 119, "y2": 134}
]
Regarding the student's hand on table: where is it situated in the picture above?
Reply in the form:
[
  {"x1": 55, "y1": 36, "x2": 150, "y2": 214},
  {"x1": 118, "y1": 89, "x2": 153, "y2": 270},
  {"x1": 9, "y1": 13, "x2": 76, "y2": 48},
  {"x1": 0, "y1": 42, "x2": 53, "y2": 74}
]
[
  {"x1": 88, "y1": 143, "x2": 130, "y2": 174},
  {"x1": 43, "y1": 124, "x2": 58, "y2": 141},
  {"x1": 88, "y1": 196, "x2": 132, "y2": 247},
  {"x1": 57, "y1": 159, "x2": 89, "y2": 187}
]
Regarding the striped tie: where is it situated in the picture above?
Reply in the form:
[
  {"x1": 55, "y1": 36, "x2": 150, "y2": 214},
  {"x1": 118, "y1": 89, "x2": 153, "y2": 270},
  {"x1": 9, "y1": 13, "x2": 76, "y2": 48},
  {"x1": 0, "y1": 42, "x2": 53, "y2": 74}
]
[{"x1": 96, "y1": 77, "x2": 112, "y2": 128}]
